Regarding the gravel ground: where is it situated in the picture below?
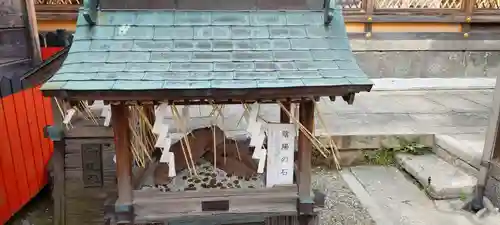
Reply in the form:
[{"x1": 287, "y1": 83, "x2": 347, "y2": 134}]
[{"x1": 312, "y1": 167, "x2": 376, "y2": 225}]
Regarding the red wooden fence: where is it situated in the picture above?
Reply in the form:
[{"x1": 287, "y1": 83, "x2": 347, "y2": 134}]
[{"x1": 0, "y1": 47, "x2": 61, "y2": 224}]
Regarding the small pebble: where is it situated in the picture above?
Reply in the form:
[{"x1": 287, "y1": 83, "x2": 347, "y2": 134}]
[{"x1": 185, "y1": 186, "x2": 196, "y2": 191}]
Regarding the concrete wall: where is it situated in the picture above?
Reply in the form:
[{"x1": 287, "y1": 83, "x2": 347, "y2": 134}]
[{"x1": 351, "y1": 40, "x2": 500, "y2": 79}]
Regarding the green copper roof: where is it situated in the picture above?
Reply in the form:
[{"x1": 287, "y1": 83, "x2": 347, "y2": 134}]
[{"x1": 41, "y1": 7, "x2": 372, "y2": 97}]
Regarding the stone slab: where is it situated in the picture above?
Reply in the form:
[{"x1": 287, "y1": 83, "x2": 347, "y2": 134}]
[
  {"x1": 435, "y1": 134, "x2": 484, "y2": 169},
  {"x1": 422, "y1": 92, "x2": 489, "y2": 113},
  {"x1": 459, "y1": 90, "x2": 493, "y2": 107},
  {"x1": 350, "y1": 40, "x2": 500, "y2": 51},
  {"x1": 317, "y1": 133, "x2": 434, "y2": 150},
  {"x1": 349, "y1": 166, "x2": 475, "y2": 225},
  {"x1": 433, "y1": 145, "x2": 480, "y2": 177},
  {"x1": 371, "y1": 78, "x2": 495, "y2": 91},
  {"x1": 395, "y1": 153, "x2": 477, "y2": 200}
]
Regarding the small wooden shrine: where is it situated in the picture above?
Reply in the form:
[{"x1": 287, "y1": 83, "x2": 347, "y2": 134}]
[{"x1": 41, "y1": 0, "x2": 373, "y2": 224}]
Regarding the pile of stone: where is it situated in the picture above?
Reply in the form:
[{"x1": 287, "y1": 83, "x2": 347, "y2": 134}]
[
  {"x1": 148, "y1": 162, "x2": 264, "y2": 192},
  {"x1": 154, "y1": 126, "x2": 258, "y2": 185}
]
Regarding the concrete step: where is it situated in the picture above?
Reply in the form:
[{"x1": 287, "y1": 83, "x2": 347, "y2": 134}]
[
  {"x1": 344, "y1": 166, "x2": 476, "y2": 225},
  {"x1": 434, "y1": 134, "x2": 485, "y2": 176},
  {"x1": 395, "y1": 153, "x2": 477, "y2": 200}
]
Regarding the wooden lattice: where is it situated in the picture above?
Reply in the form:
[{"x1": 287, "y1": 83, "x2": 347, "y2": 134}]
[
  {"x1": 475, "y1": 0, "x2": 500, "y2": 8},
  {"x1": 340, "y1": 0, "x2": 364, "y2": 9},
  {"x1": 35, "y1": 0, "x2": 81, "y2": 4},
  {"x1": 375, "y1": 0, "x2": 462, "y2": 8}
]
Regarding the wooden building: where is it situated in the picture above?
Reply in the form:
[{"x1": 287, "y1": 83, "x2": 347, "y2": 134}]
[
  {"x1": 0, "y1": 0, "x2": 68, "y2": 223},
  {"x1": 40, "y1": 0, "x2": 373, "y2": 224},
  {"x1": 34, "y1": 0, "x2": 500, "y2": 38}
]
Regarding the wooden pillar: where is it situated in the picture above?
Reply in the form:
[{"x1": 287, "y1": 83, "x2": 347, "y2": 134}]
[
  {"x1": 462, "y1": 0, "x2": 474, "y2": 34},
  {"x1": 48, "y1": 98, "x2": 66, "y2": 225},
  {"x1": 23, "y1": 0, "x2": 42, "y2": 65},
  {"x1": 297, "y1": 100, "x2": 314, "y2": 220},
  {"x1": 476, "y1": 71, "x2": 500, "y2": 208},
  {"x1": 280, "y1": 102, "x2": 291, "y2": 123},
  {"x1": 481, "y1": 72, "x2": 500, "y2": 173},
  {"x1": 52, "y1": 140, "x2": 66, "y2": 225},
  {"x1": 111, "y1": 104, "x2": 134, "y2": 224},
  {"x1": 364, "y1": 0, "x2": 374, "y2": 36}
]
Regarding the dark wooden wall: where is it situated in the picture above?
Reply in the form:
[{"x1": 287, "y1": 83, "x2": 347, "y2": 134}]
[
  {"x1": 61, "y1": 118, "x2": 117, "y2": 225},
  {"x1": 0, "y1": 0, "x2": 31, "y2": 79}
]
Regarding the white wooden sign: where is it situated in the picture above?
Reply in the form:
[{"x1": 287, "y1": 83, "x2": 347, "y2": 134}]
[{"x1": 266, "y1": 123, "x2": 296, "y2": 187}]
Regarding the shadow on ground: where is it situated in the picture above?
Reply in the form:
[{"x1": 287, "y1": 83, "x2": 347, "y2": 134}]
[{"x1": 6, "y1": 186, "x2": 53, "y2": 225}]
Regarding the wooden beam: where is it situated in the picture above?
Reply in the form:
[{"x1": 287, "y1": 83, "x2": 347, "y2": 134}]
[
  {"x1": 21, "y1": 46, "x2": 69, "y2": 90},
  {"x1": 297, "y1": 100, "x2": 314, "y2": 217},
  {"x1": 280, "y1": 102, "x2": 291, "y2": 123},
  {"x1": 110, "y1": 103, "x2": 134, "y2": 224},
  {"x1": 478, "y1": 68, "x2": 500, "y2": 205},
  {"x1": 35, "y1": 4, "x2": 79, "y2": 21},
  {"x1": 344, "y1": 14, "x2": 467, "y2": 23},
  {"x1": 51, "y1": 139, "x2": 66, "y2": 225},
  {"x1": 481, "y1": 72, "x2": 500, "y2": 168},
  {"x1": 41, "y1": 84, "x2": 372, "y2": 102},
  {"x1": 48, "y1": 94, "x2": 66, "y2": 224},
  {"x1": 364, "y1": 0, "x2": 374, "y2": 35},
  {"x1": 132, "y1": 185, "x2": 299, "y2": 223},
  {"x1": 23, "y1": 0, "x2": 42, "y2": 65},
  {"x1": 347, "y1": 32, "x2": 500, "y2": 40},
  {"x1": 462, "y1": 0, "x2": 474, "y2": 33}
]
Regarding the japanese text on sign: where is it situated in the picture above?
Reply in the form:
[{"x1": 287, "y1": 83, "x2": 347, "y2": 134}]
[{"x1": 266, "y1": 123, "x2": 296, "y2": 187}]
